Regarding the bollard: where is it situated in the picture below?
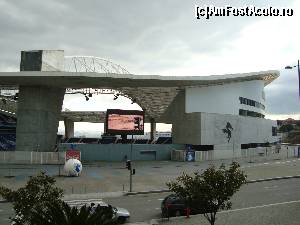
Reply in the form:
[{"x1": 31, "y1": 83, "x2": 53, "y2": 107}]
[{"x1": 185, "y1": 207, "x2": 191, "y2": 218}]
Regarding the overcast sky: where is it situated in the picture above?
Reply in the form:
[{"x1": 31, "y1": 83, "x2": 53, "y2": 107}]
[{"x1": 0, "y1": 0, "x2": 299, "y2": 135}]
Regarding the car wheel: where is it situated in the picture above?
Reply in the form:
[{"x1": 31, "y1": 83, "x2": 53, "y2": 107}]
[
  {"x1": 118, "y1": 217, "x2": 127, "y2": 224},
  {"x1": 175, "y1": 210, "x2": 181, "y2": 217}
]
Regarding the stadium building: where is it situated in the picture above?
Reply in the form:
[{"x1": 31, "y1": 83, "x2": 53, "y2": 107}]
[{"x1": 0, "y1": 50, "x2": 279, "y2": 161}]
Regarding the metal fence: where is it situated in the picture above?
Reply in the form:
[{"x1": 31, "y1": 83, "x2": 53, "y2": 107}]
[{"x1": 0, "y1": 151, "x2": 65, "y2": 164}]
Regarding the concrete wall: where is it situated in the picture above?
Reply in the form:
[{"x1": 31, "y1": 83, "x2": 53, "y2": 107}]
[
  {"x1": 201, "y1": 112, "x2": 278, "y2": 148},
  {"x1": 185, "y1": 80, "x2": 265, "y2": 115},
  {"x1": 16, "y1": 50, "x2": 65, "y2": 152},
  {"x1": 58, "y1": 144, "x2": 184, "y2": 162},
  {"x1": 162, "y1": 85, "x2": 278, "y2": 147},
  {"x1": 163, "y1": 90, "x2": 202, "y2": 144},
  {"x1": 16, "y1": 86, "x2": 65, "y2": 152}
]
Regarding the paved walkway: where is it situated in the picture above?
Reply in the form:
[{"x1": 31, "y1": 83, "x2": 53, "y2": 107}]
[{"x1": 1, "y1": 155, "x2": 300, "y2": 199}]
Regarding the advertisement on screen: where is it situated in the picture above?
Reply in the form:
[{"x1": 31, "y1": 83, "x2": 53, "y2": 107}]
[{"x1": 106, "y1": 109, "x2": 144, "y2": 135}]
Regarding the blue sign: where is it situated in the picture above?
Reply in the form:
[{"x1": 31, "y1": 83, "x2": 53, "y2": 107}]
[
  {"x1": 185, "y1": 144, "x2": 195, "y2": 162},
  {"x1": 185, "y1": 151, "x2": 195, "y2": 162}
]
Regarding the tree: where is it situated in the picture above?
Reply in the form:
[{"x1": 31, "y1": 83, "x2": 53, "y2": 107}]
[
  {"x1": 167, "y1": 162, "x2": 247, "y2": 225},
  {"x1": 0, "y1": 172, "x2": 119, "y2": 225},
  {"x1": 29, "y1": 201, "x2": 118, "y2": 225},
  {"x1": 279, "y1": 124, "x2": 294, "y2": 133},
  {"x1": 0, "y1": 172, "x2": 63, "y2": 225}
]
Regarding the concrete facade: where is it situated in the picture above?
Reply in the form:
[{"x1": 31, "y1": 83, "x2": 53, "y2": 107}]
[
  {"x1": 164, "y1": 81, "x2": 278, "y2": 158},
  {"x1": 16, "y1": 86, "x2": 65, "y2": 151},
  {"x1": 186, "y1": 80, "x2": 265, "y2": 115},
  {"x1": 16, "y1": 50, "x2": 65, "y2": 152},
  {"x1": 164, "y1": 90, "x2": 202, "y2": 144}
]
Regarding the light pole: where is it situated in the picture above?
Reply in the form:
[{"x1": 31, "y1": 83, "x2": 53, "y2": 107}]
[{"x1": 285, "y1": 59, "x2": 300, "y2": 98}]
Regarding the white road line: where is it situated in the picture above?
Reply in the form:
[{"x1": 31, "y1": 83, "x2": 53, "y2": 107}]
[
  {"x1": 158, "y1": 199, "x2": 164, "y2": 201},
  {"x1": 263, "y1": 185, "x2": 278, "y2": 189},
  {"x1": 286, "y1": 161, "x2": 291, "y2": 163},
  {"x1": 155, "y1": 208, "x2": 160, "y2": 210},
  {"x1": 220, "y1": 200, "x2": 300, "y2": 214},
  {"x1": 263, "y1": 163, "x2": 269, "y2": 165}
]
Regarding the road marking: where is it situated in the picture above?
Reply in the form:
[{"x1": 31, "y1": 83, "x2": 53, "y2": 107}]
[
  {"x1": 220, "y1": 199, "x2": 300, "y2": 214},
  {"x1": 158, "y1": 199, "x2": 164, "y2": 201},
  {"x1": 264, "y1": 185, "x2": 278, "y2": 189},
  {"x1": 286, "y1": 161, "x2": 291, "y2": 163},
  {"x1": 263, "y1": 163, "x2": 269, "y2": 165},
  {"x1": 155, "y1": 208, "x2": 160, "y2": 210}
]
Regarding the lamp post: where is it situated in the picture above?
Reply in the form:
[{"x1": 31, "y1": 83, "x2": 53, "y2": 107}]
[{"x1": 285, "y1": 59, "x2": 300, "y2": 98}]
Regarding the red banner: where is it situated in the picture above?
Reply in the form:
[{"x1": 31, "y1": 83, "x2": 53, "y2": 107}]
[{"x1": 66, "y1": 150, "x2": 81, "y2": 161}]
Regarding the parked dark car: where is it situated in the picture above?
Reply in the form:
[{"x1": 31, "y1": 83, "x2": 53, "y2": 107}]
[
  {"x1": 161, "y1": 194, "x2": 186, "y2": 217},
  {"x1": 161, "y1": 194, "x2": 206, "y2": 217}
]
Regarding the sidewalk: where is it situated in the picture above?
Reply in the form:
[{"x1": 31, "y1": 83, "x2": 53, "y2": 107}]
[
  {"x1": 158, "y1": 199, "x2": 300, "y2": 225},
  {"x1": 1, "y1": 156, "x2": 300, "y2": 198}
]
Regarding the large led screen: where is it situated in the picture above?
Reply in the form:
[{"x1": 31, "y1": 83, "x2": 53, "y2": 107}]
[{"x1": 106, "y1": 109, "x2": 144, "y2": 135}]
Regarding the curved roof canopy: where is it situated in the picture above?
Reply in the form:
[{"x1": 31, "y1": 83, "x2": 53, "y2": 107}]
[{"x1": 0, "y1": 70, "x2": 279, "y2": 120}]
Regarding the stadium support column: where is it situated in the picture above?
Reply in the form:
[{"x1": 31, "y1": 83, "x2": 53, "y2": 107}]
[
  {"x1": 16, "y1": 86, "x2": 65, "y2": 152},
  {"x1": 150, "y1": 118, "x2": 156, "y2": 142},
  {"x1": 64, "y1": 118, "x2": 74, "y2": 139},
  {"x1": 16, "y1": 50, "x2": 65, "y2": 152}
]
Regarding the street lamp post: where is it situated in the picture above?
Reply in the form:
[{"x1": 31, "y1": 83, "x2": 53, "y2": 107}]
[{"x1": 285, "y1": 59, "x2": 300, "y2": 98}]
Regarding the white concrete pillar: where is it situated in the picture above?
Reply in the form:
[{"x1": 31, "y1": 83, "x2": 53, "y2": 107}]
[
  {"x1": 150, "y1": 118, "x2": 156, "y2": 141},
  {"x1": 64, "y1": 118, "x2": 74, "y2": 139}
]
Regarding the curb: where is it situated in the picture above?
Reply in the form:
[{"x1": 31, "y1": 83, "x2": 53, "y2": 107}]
[
  {"x1": 125, "y1": 189, "x2": 170, "y2": 196},
  {"x1": 63, "y1": 191, "x2": 125, "y2": 201},
  {"x1": 125, "y1": 175, "x2": 300, "y2": 196},
  {"x1": 247, "y1": 175, "x2": 300, "y2": 183}
]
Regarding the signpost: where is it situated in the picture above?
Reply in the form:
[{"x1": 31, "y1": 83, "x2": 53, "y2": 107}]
[{"x1": 106, "y1": 109, "x2": 144, "y2": 192}]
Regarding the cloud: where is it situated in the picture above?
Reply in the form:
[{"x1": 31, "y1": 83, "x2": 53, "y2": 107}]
[
  {"x1": 0, "y1": 0, "x2": 299, "y2": 127},
  {"x1": 265, "y1": 69, "x2": 300, "y2": 114}
]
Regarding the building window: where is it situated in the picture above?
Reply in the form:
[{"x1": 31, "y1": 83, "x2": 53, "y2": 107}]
[
  {"x1": 239, "y1": 109, "x2": 265, "y2": 118},
  {"x1": 239, "y1": 97, "x2": 265, "y2": 110}
]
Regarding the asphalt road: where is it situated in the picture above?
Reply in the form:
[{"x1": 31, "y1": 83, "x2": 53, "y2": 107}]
[
  {"x1": 1, "y1": 178, "x2": 300, "y2": 224},
  {"x1": 102, "y1": 178, "x2": 300, "y2": 223}
]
